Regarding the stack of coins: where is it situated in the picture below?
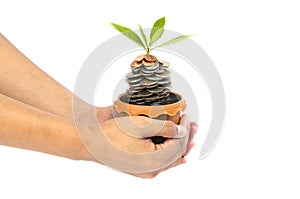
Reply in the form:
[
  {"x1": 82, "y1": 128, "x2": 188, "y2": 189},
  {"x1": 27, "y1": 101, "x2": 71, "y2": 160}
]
[{"x1": 126, "y1": 54, "x2": 172, "y2": 105}]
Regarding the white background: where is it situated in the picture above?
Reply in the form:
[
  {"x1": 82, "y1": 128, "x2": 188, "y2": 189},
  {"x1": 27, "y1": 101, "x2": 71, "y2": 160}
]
[{"x1": 1, "y1": 0, "x2": 300, "y2": 198}]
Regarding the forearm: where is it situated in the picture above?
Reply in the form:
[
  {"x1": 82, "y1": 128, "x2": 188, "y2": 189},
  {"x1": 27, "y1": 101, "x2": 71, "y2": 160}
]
[
  {"x1": 0, "y1": 93, "x2": 93, "y2": 161},
  {"x1": 0, "y1": 33, "x2": 74, "y2": 119}
]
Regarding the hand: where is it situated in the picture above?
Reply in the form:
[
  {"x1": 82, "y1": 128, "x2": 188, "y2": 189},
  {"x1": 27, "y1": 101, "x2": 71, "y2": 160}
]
[
  {"x1": 77, "y1": 111, "x2": 197, "y2": 178},
  {"x1": 132, "y1": 117, "x2": 198, "y2": 178},
  {"x1": 96, "y1": 105, "x2": 114, "y2": 124}
]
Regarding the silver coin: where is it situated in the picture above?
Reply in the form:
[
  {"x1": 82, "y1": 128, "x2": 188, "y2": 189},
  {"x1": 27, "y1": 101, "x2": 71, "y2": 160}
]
[
  {"x1": 126, "y1": 76, "x2": 144, "y2": 84},
  {"x1": 155, "y1": 70, "x2": 170, "y2": 78},
  {"x1": 141, "y1": 78, "x2": 158, "y2": 86},
  {"x1": 127, "y1": 88, "x2": 142, "y2": 94},
  {"x1": 128, "y1": 82, "x2": 141, "y2": 88},
  {"x1": 131, "y1": 67, "x2": 141, "y2": 73},
  {"x1": 145, "y1": 75, "x2": 159, "y2": 81},
  {"x1": 147, "y1": 87, "x2": 164, "y2": 93},
  {"x1": 143, "y1": 83, "x2": 158, "y2": 88},
  {"x1": 158, "y1": 78, "x2": 171, "y2": 85},
  {"x1": 126, "y1": 72, "x2": 143, "y2": 79},
  {"x1": 134, "y1": 101, "x2": 146, "y2": 105},
  {"x1": 143, "y1": 61, "x2": 159, "y2": 70},
  {"x1": 159, "y1": 66, "x2": 169, "y2": 70},
  {"x1": 131, "y1": 86, "x2": 144, "y2": 90},
  {"x1": 156, "y1": 68, "x2": 165, "y2": 74},
  {"x1": 141, "y1": 70, "x2": 154, "y2": 76},
  {"x1": 163, "y1": 87, "x2": 171, "y2": 93},
  {"x1": 141, "y1": 67, "x2": 159, "y2": 74},
  {"x1": 163, "y1": 86, "x2": 172, "y2": 90},
  {"x1": 139, "y1": 90, "x2": 153, "y2": 97},
  {"x1": 128, "y1": 98, "x2": 144, "y2": 102},
  {"x1": 160, "y1": 60, "x2": 170, "y2": 67},
  {"x1": 128, "y1": 93, "x2": 141, "y2": 98},
  {"x1": 144, "y1": 96, "x2": 160, "y2": 102}
]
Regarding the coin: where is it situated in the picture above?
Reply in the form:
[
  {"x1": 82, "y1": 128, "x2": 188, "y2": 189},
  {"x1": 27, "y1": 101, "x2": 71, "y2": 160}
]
[
  {"x1": 141, "y1": 78, "x2": 158, "y2": 86},
  {"x1": 143, "y1": 60, "x2": 156, "y2": 66},
  {"x1": 161, "y1": 82, "x2": 171, "y2": 87},
  {"x1": 134, "y1": 101, "x2": 146, "y2": 105},
  {"x1": 131, "y1": 67, "x2": 141, "y2": 73},
  {"x1": 147, "y1": 87, "x2": 165, "y2": 93},
  {"x1": 141, "y1": 70, "x2": 154, "y2": 76},
  {"x1": 156, "y1": 68, "x2": 165, "y2": 74},
  {"x1": 160, "y1": 60, "x2": 170, "y2": 67},
  {"x1": 141, "y1": 67, "x2": 159, "y2": 74},
  {"x1": 139, "y1": 89, "x2": 153, "y2": 97},
  {"x1": 130, "y1": 60, "x2": 143, "y2": 68},
  {"x1": 128, "y1": 93, "x2": 141, "y2": 98},
  {"x1": 128, "y1": 97, "x2": 144, "y2": 102},
  {"x1": 145, "y1": 75, "x2": 159, "y2": 81},
  {"x1": 127, "y1": 86, "x2": 142, "y2": 92},
  {"x1": 130, "y1": 86, "x2": 144, "y2": 91},
  {"x1": 134, "y1": 54, "x2": 145, "y2": 62},
  {"x1": 126, "y1": 72, "x2": 143, "y2": 79},
  {"x1": 155, "y1": 70, "x2": 170, "y2": 78},
  {"x1": 126, "y1": 76, "x2": 144, "y2": 84},
  {"x1": 158, "y1": 78, "x2": 171, "y2": 85},
  {"x1": 144, "y1": 54, "x2": 157, "y2": 61},
  {"x1": 144, "y1": 95, "x2": 160, "y2": 101},
  {"x1": 157, "y1": 58, "x2": 163, "y2": 64},
  {"x1": 143, "y1": 83, "x2": 158, "y2": 88},
  {"x1": 143, "y1": 61, "x2": 159, "y2": 70}
]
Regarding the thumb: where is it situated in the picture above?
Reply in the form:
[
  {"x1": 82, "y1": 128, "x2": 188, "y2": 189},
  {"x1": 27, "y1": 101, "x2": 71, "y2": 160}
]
[
  {"x1": 153, "y1": 114, "x2": 190, "y2": 138},
  {"x1": 114, "y1": 116, "x2": 188, "y2": 139},
  {"x1": 151, "y1": 120, "x2": 188, "y2": 138}
]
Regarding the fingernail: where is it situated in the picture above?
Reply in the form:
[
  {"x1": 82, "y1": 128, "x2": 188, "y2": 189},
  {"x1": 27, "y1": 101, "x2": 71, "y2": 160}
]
[
  {"x1": 176, "y1": 125, "x2": 188, "y2": 138},
  {"x1": 192, "y1": 126, "x2": 198, "y2": 133},
  {"x1": 181, "y1": 157, "x2": 187, "y2": 164}
]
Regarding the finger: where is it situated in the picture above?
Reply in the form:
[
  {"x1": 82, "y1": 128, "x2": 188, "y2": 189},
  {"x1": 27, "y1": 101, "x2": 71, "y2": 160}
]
[
  {"x1": 114, "y1": 116, "x2": 188, "y2": 139},
  {"x1": 189, "y1": 124, "x2": 198, "y2": 142},
  {"x1": 158, "y1": 156, "x2": 186, "y2": 174},
  {"x1": 179, "y1": 114, "x2": 190, "y2": 127},
  {"x1": 183, "y1": 141, "x2": 195, "y2": 157},
  {"x1": 190, "y1": 121, "x2": 198, "y2": 128},
  {"x1": 97, "y1": 106, "x2": 114, "y2": 123}
]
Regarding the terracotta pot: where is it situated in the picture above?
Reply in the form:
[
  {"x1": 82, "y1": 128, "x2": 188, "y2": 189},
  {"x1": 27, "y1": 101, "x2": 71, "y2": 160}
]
[{"x1": 113, "y1": 92, "x2": 187, "y2": 124}]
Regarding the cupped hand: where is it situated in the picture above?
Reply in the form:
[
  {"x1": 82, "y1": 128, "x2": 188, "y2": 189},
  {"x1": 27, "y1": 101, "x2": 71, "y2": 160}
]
[{"x1": 92, "y1": 106, "x2": 198, "y2": 178}]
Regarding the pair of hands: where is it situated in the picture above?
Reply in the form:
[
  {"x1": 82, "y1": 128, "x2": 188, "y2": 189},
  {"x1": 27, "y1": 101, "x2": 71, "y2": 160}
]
[{"x1": 81, "y1": 106, "x2": 198, "y2": 178}]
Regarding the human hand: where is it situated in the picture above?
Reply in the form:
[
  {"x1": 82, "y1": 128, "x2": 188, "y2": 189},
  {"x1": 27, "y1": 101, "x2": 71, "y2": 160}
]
[
  {"x1": 131, "y1": 116, "x2": 198, "y2": 178},
  {"x1": 76, "y1": 112, "x2": 197, "y2": 178},
  {"x1": 96, "y1": 106, "x2": 114, "y2": 124}
]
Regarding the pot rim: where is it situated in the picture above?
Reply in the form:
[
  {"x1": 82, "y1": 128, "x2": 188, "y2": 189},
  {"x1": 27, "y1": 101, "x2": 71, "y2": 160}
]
[{"x1": 113, "y1": 92, "x2": 187, "y2": 117}]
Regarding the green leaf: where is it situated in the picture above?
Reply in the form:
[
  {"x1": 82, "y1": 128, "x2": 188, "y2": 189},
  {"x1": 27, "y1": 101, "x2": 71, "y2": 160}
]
[
  {"x1": 149, "y1": 17, "x2": 165, "y2": 47},
  {"x1": 110, "y1": 23, "x2": 146, "y2": 50},
  {"x1": 138, "y1": 24, "x2": 148, "y2": 49},
  {"x1": 150, "y1": 17, "x2": 165, "y2": 39},
  {"x1": 152, "y1": 35, "x2": 194, "y2": 49}
]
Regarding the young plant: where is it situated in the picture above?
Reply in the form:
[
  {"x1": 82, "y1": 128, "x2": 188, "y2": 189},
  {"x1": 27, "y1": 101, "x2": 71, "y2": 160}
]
[
  {"x1": 111, "y1": 17, "x2": 192, "y2": 106},
  {"x1": 111, "y1": 17, "x2": 192, "y2": 55}
]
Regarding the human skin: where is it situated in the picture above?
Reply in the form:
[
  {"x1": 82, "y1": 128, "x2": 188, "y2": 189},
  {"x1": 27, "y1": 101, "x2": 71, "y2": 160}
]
[{"x1": 0, "y1": 34, "x2": 197, "y2": 178}]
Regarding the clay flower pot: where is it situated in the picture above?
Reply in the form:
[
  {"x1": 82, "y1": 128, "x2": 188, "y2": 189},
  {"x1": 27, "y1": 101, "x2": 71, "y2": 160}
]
[
  {"x1": 114, "y1": 92, "x2": 187, "y2": 144},
  {"x1": 114, "y1": 92, "x2": 187, "y2": 124}
]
